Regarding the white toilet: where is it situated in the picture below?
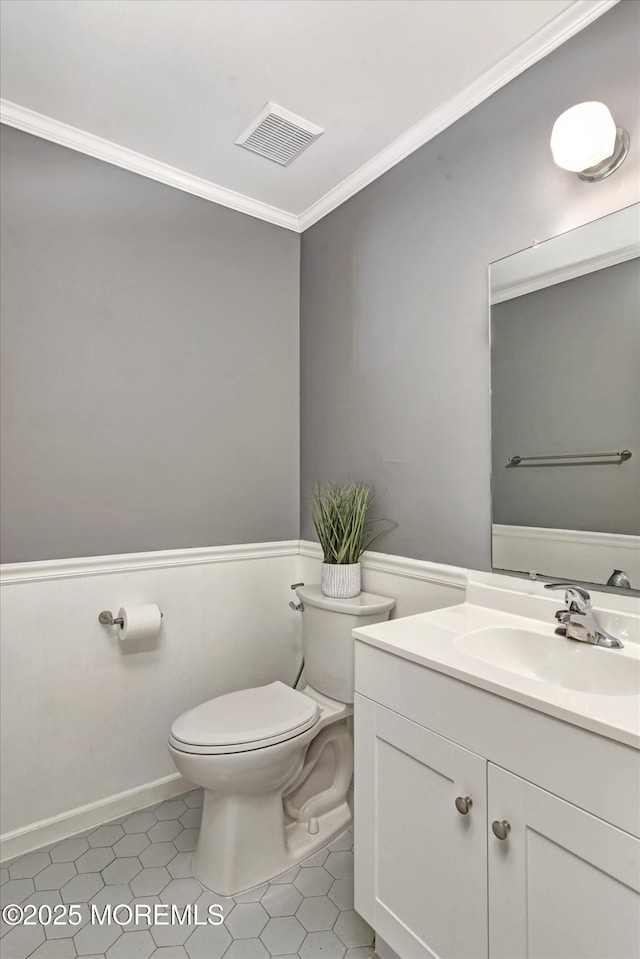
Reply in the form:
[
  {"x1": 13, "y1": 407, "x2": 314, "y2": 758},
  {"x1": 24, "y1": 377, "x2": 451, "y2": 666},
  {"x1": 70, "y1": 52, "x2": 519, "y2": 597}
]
[{"x1": 168, "y1": 584, "x2": 394, "y2": 895}]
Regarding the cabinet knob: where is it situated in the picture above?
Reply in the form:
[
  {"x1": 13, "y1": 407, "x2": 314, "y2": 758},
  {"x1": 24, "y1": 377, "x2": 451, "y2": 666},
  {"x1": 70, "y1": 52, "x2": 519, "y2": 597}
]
[
  {"x1": 454, "y1": 796, "x2": 473, "y2": 815},
  {"x1": 491, "y1": 819, "x2": 511, "y2": 840}
]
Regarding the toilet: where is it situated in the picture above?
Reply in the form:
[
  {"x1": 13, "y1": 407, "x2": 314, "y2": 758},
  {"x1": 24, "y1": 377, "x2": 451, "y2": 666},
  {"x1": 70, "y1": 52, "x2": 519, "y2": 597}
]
[{"x1": 168, "y1": 584, "x2": 394, "y2": 895}]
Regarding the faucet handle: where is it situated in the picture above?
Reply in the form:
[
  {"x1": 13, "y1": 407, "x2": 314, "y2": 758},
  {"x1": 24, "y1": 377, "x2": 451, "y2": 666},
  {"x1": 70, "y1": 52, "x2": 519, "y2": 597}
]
[{"x1": 544, "y1": 582, "x2": 591, "y2": 611}]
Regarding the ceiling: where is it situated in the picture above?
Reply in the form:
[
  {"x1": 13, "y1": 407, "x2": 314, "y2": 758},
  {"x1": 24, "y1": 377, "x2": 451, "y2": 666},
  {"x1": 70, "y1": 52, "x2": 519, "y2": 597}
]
[{"x1": 0, "y1": 0, "x2": 615, "y2": 230}]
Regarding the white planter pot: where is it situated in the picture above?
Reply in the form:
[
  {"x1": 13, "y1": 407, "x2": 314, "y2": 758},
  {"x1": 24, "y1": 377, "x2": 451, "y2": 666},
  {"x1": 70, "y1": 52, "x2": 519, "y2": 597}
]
[{"x1": 321, "y1": 562, "x2": 361, "y2": 599}]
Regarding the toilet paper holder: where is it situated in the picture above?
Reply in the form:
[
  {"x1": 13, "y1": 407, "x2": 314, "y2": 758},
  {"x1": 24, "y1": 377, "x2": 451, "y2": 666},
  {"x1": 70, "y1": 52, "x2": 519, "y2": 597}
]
[
  {"x1": 98, "y1": 610, "x2": 124, "y2": 626},
  {"x1": 98, "y1": 609, "x2": 163, "y2": 626}
]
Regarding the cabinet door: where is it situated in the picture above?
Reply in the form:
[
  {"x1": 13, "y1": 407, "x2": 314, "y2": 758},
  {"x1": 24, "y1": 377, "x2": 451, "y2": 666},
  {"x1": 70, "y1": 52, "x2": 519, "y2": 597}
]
[
  {"x1": 355, "y1": 694, "x2": 488, "y2": 959},
  {"x1": 488, "y1": 764, "x2": 640, "y2": 959}
]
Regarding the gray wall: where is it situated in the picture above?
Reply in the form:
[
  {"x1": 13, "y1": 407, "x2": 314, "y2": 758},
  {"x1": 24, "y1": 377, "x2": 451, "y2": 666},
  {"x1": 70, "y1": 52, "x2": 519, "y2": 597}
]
[
  {"x1": 491, "y1": 259, "x2": 640, "y2": 534},
  {"x1": 300, "y1": 0, "x2": 640, "y2": 570},
  {"x1": 1, "y1": 127, "x2": 300, "y2": 562}
]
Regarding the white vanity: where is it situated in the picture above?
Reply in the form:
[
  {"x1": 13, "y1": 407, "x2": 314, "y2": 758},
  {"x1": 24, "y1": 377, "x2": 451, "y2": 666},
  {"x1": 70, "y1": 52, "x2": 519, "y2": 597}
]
[{"x1": 353, "y1": 574, "x2": 640, "y2": 959}]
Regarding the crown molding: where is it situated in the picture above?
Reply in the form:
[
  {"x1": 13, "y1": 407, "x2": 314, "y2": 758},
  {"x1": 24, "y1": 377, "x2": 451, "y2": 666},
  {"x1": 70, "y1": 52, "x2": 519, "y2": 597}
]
[
  {"x1": 297, "y1": 0, "x2": 619, "y2": 231},
  {"x1": 0, "y1": 1, "x2": 618, "y2": 233},
  {"x1": 491, "y1": 202, "x2": 639, "y2": 301},
  {"x1": 491, "y1": 242, "x2": 639, "y2": 303},
  {"x1": 0, "y1": 99, "x2": 301, "y2": 232}
]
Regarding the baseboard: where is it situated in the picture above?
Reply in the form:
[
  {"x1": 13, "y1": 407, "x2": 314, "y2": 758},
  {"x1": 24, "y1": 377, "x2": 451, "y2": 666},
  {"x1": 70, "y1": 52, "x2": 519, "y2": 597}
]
[{"x1": 0, "y1": 772, "x2": 190, "y2": 863}]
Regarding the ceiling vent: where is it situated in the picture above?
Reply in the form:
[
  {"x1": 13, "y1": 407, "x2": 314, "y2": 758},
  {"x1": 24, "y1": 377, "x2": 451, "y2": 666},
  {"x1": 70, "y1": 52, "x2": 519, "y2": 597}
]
[{"x1": 235, "y1": 102, "x2": 324, "y2": 167}]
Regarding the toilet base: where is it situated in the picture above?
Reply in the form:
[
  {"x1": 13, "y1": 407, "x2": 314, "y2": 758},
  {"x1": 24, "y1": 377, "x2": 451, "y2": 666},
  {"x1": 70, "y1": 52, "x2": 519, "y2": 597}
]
[
  {"x1": 190, "y1": 720, "x2": 353, "y2": 896},
  {"x1": 282, "y1": 798, "x2": 352, "y2": 874},
  {"x1": 193, "y1": 796, "x2": 352, "y2": 896},
  {"x1": 172, "y1": 688, "x2": 354, "y2": 897}
]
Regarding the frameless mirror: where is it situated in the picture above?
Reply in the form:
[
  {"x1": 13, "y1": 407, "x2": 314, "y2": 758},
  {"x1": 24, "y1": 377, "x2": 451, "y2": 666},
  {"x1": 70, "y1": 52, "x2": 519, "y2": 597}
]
[{"x1": 489, "y1": 203, "x2": 640, "y2": 591}]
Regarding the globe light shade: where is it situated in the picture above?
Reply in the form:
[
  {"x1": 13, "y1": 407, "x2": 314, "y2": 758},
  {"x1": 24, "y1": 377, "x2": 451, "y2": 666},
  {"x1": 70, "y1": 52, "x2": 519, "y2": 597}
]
[{"x1": 550, "y1": 102, "x2": 617, "y2": 172}]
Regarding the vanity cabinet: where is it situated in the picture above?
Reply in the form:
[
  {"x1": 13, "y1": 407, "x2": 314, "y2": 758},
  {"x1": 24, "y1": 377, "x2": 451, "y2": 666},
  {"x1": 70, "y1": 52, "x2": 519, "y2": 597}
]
[
  {"x1": 488, "y1": 765, "x2": 640, "y2": 959},
  {"x1": 354, "y1": 643, "x2": 640, "y2": 959},
  {"x1": 355, "y1": 698, "x2": 488, "y2": 958}
]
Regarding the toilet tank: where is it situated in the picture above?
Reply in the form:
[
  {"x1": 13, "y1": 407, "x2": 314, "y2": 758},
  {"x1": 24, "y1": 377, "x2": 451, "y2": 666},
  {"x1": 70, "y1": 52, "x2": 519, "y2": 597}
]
[{"x1": 295, "y1": 585, "x2": 395, "y2": 704}]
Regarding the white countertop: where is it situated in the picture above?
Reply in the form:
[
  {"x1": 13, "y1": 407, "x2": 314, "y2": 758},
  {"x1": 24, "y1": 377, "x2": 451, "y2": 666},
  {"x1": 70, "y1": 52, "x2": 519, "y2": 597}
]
[{"x1": 354, "y1": 601, "x2": 640, "y2": 749}]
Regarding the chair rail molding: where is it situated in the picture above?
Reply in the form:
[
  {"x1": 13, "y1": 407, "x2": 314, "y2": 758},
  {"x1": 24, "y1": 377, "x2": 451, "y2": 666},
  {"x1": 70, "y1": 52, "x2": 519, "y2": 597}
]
[
  {"x1": 299, "y1": 540, "x2": 468, "y2": 590},
  {"x1": 0, "y1": 541, "x2": 300, "y2": 585}
]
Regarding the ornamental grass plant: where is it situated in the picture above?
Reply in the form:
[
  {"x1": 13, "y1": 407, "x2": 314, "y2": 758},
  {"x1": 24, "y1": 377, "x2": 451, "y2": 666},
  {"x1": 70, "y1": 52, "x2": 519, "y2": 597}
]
[{"x1": 311, "y1": 481, "x2": 397, "y2": 565}]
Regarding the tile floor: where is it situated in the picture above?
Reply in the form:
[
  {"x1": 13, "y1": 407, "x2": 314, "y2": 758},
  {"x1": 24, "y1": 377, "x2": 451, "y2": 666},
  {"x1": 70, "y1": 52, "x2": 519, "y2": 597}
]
[{"x1": 1, "y1": 790, "x2": 374, "y2": 959}]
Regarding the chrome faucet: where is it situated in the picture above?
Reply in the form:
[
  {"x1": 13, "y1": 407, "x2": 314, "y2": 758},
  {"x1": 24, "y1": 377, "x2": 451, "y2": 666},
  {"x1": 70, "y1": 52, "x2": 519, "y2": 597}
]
[
  {"x1": 607, "y1": 569, "x2": 631, "y2": 589},
  {"x1": 544, "y1": 583, "x2": 624, "y2": 649}
]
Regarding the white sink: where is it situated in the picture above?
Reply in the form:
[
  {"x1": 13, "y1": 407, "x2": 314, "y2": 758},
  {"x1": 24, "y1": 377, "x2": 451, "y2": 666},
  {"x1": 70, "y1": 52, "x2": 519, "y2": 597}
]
[
  {"x1": 353, "y1": 591, "x2": 640, "y2": 747},
  {"x1": 454, "y1": 626, "x2": 640, "y2": 697}
]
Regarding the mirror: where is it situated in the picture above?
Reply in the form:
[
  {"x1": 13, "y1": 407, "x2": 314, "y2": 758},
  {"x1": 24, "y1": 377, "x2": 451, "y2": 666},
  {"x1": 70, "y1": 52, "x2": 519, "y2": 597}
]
[{"x1": 489, "y1": 204, "x2": 640, "y2": 591}]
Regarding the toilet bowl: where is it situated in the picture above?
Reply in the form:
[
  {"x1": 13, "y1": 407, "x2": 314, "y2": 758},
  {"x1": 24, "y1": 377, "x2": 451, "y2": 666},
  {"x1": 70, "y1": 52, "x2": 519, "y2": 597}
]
[{"x1": 169, "y1": 584, "x2": 394, "y2": 895}]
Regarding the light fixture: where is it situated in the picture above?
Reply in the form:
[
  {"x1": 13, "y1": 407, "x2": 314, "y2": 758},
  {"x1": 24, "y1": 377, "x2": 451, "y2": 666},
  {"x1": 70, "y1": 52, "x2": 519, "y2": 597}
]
[{"x1": 550, "y1": 102, "x2": 630, "y2": 182}]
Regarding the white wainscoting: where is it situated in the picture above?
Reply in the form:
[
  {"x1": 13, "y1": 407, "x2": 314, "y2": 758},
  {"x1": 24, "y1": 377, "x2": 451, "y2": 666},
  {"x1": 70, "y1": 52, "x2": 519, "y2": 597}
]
[
  {"x1": 0, "y1": 541, "x2": 467, "y2": 861},
  {"x1": 0, "y1": 542, "x2": 301, "y2": 859},
  {"x1": 298, "y1": 542, "x2": 467, "y2": 617},
  {"x1": 492, "y1": 524, "x2": 640, "y2": 590}
]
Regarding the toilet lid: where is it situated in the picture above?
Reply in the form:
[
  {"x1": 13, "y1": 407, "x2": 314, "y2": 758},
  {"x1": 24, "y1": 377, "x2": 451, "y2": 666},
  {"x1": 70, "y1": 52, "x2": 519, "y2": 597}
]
[{"x1": 169, "y1": 681, "x2": 319, "y2": 754}]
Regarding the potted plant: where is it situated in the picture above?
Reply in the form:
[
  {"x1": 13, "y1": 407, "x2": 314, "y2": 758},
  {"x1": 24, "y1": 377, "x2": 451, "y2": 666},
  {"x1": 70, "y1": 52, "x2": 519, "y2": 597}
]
[{"x1": 310, "y1": 481, "x2": 397, "y2": 598}]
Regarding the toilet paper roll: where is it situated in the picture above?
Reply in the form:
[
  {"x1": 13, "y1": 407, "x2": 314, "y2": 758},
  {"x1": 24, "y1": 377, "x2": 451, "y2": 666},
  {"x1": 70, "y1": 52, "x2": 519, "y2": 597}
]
[{"x1": 117, "y1": 604, "x2": 162, "y2": 642}]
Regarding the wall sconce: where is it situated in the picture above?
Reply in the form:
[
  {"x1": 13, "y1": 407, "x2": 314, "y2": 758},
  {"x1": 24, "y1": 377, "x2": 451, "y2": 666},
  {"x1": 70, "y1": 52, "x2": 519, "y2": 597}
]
[{"x1": 550, "y1": 102, "x2": 629, "y2": 182}]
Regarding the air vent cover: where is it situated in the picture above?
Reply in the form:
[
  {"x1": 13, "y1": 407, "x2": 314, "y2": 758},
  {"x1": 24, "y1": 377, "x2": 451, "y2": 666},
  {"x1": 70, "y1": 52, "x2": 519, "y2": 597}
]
[{"x1": 235, "y1": 102, "x2": 324, "y2": 167}]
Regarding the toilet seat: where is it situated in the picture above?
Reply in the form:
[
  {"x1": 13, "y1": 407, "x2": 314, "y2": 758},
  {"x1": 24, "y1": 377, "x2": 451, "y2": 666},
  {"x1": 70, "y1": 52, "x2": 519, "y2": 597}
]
[{"x1": 169, "y1": 681, "x2": 320, "y2": 755}]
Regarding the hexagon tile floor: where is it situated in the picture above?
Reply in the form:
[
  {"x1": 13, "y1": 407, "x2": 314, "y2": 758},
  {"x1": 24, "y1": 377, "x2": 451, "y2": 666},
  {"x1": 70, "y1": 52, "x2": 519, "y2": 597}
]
[{"x1": 0, "y1": 789, "x2": 375, "y2": 959}]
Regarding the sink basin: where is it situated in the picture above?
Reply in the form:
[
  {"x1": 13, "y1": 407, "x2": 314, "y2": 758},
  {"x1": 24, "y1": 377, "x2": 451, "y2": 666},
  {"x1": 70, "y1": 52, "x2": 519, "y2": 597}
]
[{"x1": 454, "y1": 627, "x2": 640, "y2": 697}]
